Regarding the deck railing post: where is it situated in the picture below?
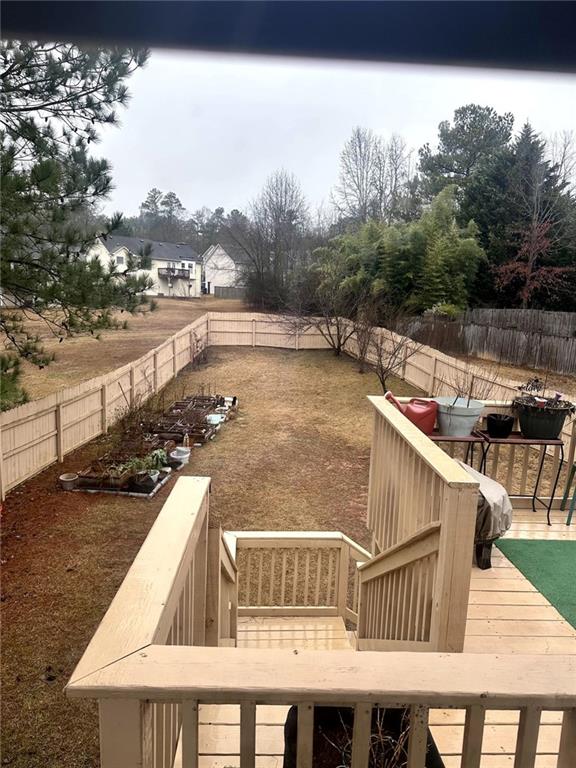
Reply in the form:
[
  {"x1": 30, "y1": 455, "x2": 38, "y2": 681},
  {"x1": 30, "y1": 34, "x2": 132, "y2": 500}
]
[
  {"x1": 99, "y1": 699, "x2": 149, "y2": 768},
  {"x1": 336, "y1": 542, "x2": 350, "y2": 617},
  {"x1": 205, "y1": 527, "x2": 222, "y2": 646}
]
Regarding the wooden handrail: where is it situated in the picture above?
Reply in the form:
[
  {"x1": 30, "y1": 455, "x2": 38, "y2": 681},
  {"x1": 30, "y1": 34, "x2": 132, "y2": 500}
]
[
  {"x1": 68, "y1": 476, "x2": 210, "y2": 684},
  {"x1": 67, "y1": 645, "x2": 576, "y2": 709},
  {"x1": 368, "y1": 396, "x2": 479, "y2": 488},
  {"x1": 230, "y1": 530, "x2": 371, "y2": 562},
  {"x1": 357, "y1": 521, "x2": 441, "y2": 572}
]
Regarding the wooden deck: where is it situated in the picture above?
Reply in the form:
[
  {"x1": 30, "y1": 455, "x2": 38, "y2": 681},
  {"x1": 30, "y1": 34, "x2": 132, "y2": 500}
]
[{"x1": 187, "y1": 512, "x2": 575, "y2": 768}]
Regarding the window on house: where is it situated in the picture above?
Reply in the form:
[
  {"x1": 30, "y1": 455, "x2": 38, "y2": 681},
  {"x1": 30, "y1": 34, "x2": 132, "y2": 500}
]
[
  {"x1": 116, "y1": 255, "x2": 124, "y2": 265},
  {"x1": 181, "y1": 262, "x2": 186, "y2": 269}
]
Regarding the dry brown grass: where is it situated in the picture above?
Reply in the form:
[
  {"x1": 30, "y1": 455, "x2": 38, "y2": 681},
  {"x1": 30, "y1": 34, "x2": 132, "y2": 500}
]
[
  {"x1": 0, "y1": 347, "x2": 420, "y2": 768},
  {"x1": 9, "y1": 296, "x2": 246, "y2": 400}
]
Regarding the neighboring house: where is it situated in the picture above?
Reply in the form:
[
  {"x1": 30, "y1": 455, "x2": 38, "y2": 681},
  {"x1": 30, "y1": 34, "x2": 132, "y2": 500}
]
[
  {"x1": 201, "y1": 240, "x2": 250, "y2": 296},
  {"x1": 87, "y1": 235, "x2": 202, "y2": 298}
]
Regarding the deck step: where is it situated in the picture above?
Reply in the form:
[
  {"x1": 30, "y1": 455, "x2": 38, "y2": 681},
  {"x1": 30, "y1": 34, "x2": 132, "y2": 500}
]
[{"x1": 237, "y1": 616, "x2": 353, "y2": 650}]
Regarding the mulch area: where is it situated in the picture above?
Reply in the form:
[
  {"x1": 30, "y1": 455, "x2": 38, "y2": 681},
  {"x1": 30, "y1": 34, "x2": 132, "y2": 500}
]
[{"x1": 0, "y1": 347, "x2": 420, "y2": 768}]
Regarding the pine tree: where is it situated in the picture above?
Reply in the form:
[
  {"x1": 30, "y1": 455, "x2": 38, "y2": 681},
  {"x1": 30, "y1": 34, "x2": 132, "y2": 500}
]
[{"x1": 1, "y1": 41, "x2": 151, "y2": 367}]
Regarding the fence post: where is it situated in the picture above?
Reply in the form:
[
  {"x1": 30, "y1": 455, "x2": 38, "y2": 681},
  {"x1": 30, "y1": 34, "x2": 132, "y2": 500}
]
[
  {"x1": 172, "y1": 338, "x2": 178, "y2": 377},
  {"x1": 0, "y1": 423, "x2": 5, "y2": 502},
  {"x1": 130, "y1": 367, "x2": 136, "y2": 407},
  {"x1": 55, "y1": 403, "x2": 64, "y2": 462},
  {"x1": 428, "y1": 356, "x2": 438, "y2": 396},
  {"x1": 190, "y1": 330, "x2": 195, "y2": 363},
  {"x1": 101, "y1": 383, "x2": 108, "y2": 434},
  {"x1": 207, "y1": 315, "x2": 211, "y2": 347},
  {"x1": 153, "y1": 351, "x2": 159, "y2": 392},
  {"x1": 295, "y1": 326, "x2": 300, "y2": 351},
  {"x1": 252, "y1": 318, "x2": 256, "y2": 348}
]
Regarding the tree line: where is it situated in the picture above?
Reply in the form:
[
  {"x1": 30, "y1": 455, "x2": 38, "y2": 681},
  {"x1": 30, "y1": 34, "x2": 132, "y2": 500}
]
[{"x1": 120, "y1": 106, "x2": 576, "y2": 315}]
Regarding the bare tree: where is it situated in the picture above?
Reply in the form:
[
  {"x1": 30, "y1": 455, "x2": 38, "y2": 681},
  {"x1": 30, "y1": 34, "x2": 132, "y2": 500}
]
[
  {"x1": 367, "y1": 311, "x2": 424, "y2": 392},
  {"x1": 283, "y1": 251, "x2": 370, "y2": 356},
  {"x1": 333, "y1": 127, "x2": 416, "y2": 225},
  {"x1": 227, "y1": 169, "x2": 309, "y2": 309},
  {"x1": 496, "y1": 142, "x2": 574, "y2": 308},
  {"x1": 333, "y1": 127, "x2": 380, "y2": 223},
  {"x1": 548, "y1": 130, "x2": 576, "y2": 190}
]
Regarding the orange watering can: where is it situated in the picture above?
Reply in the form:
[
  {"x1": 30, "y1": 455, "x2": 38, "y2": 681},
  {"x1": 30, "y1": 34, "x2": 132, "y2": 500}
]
[{"x1": 384, "y1": 392, "x2": 438, "y2": 435}]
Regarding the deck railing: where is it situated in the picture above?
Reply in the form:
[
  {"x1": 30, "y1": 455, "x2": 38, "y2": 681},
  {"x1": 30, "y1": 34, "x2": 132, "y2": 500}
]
[
  {"x1": 227, "y1": 531, "x2": 370, "y2": 626},
  {"x1": 66, "y1": 477, "x2": 576, "y2": 768},
  {"x1": 68, "y1": 646, "x2": 576, "y2": 768},
  {"x1": 361, "y1": 396, "x2": 479, "y2": 652}
]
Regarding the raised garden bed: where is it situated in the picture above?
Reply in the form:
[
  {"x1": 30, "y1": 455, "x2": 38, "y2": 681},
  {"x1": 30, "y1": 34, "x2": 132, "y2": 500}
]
[{"x1": 62, "y1": 392, "x2": 238, "y2": 496}]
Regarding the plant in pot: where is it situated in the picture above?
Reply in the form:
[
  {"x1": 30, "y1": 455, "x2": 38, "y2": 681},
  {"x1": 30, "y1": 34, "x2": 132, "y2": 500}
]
[
  {"x1": 513, "y1": 378, "x2": 575, "y2": 440},
  {"x1": 434, "y1": 366, "x2": 498, "y2": 438},
  {"x1": 486, "y1": 412, "x2": 514, "y2": 439}
]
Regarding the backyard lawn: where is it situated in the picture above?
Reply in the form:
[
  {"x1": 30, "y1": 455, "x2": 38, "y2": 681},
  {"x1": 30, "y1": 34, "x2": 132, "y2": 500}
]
[
  {"x1": 13, "y1": 296, "x2": 246, "y2": 400},
  {"x1": 0, "y1": 347, "x2": 420, "y2": 768}
]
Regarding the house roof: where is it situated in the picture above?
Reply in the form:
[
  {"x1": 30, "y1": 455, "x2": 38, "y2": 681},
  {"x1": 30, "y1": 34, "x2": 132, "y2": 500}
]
[
  {"x1": 202, "y1": 239, "x2": 251, "y2": 266},
  {"x1": 101, "y1": 235, "x2": 200, "y2": 262}
]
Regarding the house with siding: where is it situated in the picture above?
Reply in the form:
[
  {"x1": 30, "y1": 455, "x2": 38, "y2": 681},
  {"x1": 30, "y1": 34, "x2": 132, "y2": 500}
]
[
  {"x1": 88, "y1": 235, "x2": 202, "y2": 298},
  {"x1": 201, "y1": 240, "x2": 249, "y2": 296}
]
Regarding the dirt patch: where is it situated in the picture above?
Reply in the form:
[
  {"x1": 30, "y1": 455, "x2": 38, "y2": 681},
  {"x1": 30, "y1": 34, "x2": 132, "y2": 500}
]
[
  {"x1": 10, "y1": 296, "x2": 246, "y2": 400},
  {"x1": 0, "y1": 347, "x2": 420, "y2": 768}
]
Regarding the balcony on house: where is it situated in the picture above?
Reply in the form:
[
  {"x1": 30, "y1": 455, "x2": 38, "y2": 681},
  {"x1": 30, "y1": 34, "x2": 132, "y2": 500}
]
[
  {"x1": 66, "y1": 396, "x2": 576, "y2": 768},
  {"x1": 158, "y1": 267, "x2": 190, "y2": 280}
]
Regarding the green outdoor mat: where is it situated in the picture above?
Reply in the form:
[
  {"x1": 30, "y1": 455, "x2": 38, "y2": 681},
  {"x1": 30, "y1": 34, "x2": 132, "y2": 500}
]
[{"x1": 496, "y1": 539, "x2": 576, "y2": 629}]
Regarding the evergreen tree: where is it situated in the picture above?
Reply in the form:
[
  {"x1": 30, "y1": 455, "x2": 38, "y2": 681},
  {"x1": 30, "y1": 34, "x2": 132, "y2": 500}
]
[
  {"x1": 462, "y1": 123, "x2": 576, "y2": 308},
  {"x1": 419, "y1": 104, "x2": 514, "y2": 197},
  {"x1": 1, "y1": 41, "x2": 151, "y2": 367}
]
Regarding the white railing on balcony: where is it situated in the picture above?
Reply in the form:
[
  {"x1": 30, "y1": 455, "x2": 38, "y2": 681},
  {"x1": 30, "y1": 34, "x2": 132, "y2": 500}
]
[
  {"x1": 361, "y1": 396, "x2": 479, "y2": 652},
  {"x1": 66, "y1": 477, "x2": 576, "y2": 768},
  {"x1": 227, "y1": 531, "x2": 370, "y2": 626}
]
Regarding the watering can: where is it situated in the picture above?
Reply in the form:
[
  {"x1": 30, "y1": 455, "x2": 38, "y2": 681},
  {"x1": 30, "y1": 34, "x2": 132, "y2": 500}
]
[{"x1": 384, "y1": 392, "x2": 438, "y2": 435}]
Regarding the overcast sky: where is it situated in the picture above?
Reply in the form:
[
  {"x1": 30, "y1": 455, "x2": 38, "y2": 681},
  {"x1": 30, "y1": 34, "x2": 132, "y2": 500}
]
[{"x1": 98, "y1": 49, "x2": 576, "y2": 218}]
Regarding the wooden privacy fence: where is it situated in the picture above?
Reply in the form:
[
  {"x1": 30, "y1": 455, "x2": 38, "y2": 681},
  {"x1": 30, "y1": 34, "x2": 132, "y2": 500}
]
[
  {"x1": 0, "y1": 311, "x2": 329, "y2": 499},
  {"x1": 66, "y1": 477, "x2": 576, "y2": 768},
  {"x1": 359, "y1": 396, "x2": 479, "y2": 653},
  {"x1": 2, "y1": 310, "x2": 574, "y2": 499},
  {"x1": 408, "y1": 308, "x2": 576, "y2": 375}
]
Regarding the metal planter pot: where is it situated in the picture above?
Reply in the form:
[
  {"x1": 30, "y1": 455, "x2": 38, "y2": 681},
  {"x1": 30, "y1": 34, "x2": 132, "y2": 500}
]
[{"x1": 434, "y1": 397, "x2": 484, "y2": 437}]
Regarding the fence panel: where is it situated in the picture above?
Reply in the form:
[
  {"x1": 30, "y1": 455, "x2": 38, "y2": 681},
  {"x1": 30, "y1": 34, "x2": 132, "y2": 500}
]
[{"x1": 409, "y1": 309, "x2": 576, "y2": 375}]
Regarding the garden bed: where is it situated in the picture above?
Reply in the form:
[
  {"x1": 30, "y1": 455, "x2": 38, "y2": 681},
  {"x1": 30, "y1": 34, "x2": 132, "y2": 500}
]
[{"x1": 64, "y1": 392, "x2": 238, "y2": 495}]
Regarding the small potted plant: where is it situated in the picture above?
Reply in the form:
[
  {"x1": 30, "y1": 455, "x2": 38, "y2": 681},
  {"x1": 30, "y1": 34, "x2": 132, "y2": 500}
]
[
  {"x1": 513, "y1": 378, "x2": 575, "y2": 440},
  {"x1": 486, "y1": 413, "x2": 514, "y2": 439}
]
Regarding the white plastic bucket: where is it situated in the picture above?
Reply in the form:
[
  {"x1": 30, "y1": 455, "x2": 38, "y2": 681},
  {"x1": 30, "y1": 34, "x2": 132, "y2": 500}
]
[{"x1": 170, "y1": 448, "x2": 191, "y2": 465}]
